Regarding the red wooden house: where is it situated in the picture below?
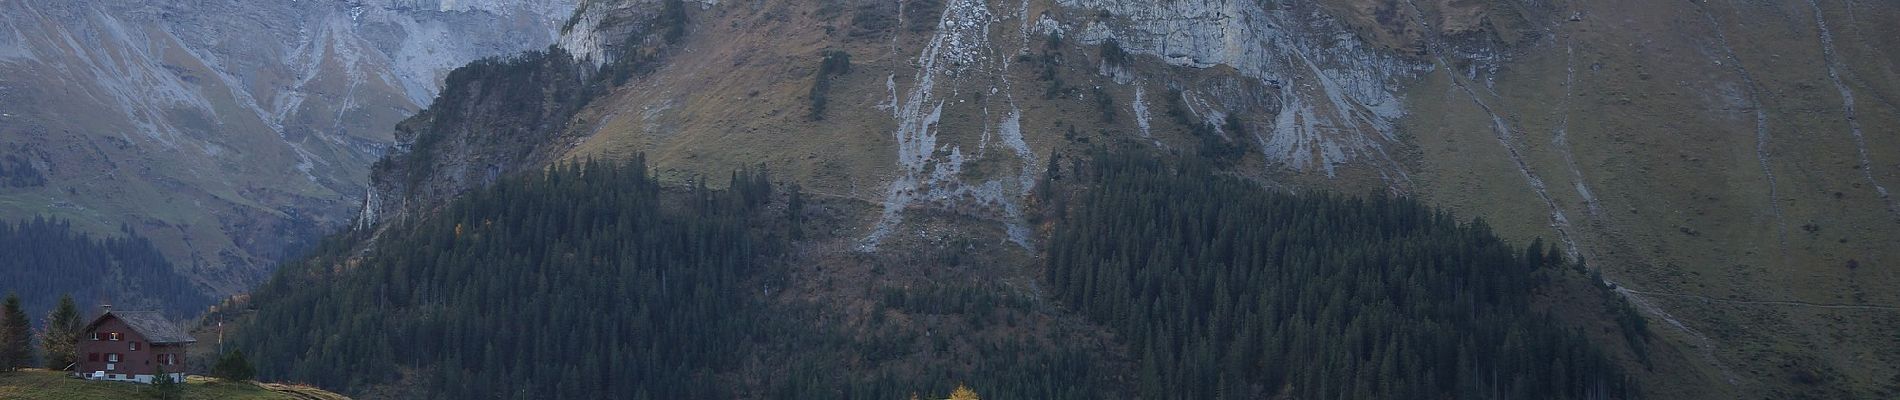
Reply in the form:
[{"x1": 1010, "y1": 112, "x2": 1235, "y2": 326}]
[{"x1": 75, "y1": 307, "x2": 195, "y2": 383}]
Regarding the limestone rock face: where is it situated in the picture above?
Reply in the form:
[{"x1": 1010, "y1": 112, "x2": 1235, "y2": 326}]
[{"x1": 1056, "y1": 0, "x2": 1428, "y2": 178}]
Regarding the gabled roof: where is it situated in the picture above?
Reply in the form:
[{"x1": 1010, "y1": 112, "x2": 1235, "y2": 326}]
[{"x1": 84, "y1": 311, "x2": 196, "y2": 345}]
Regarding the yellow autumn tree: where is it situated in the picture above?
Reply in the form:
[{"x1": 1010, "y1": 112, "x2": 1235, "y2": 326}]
[{"x1": 947, "y1": 384, "x2": 980, "y2": 400}]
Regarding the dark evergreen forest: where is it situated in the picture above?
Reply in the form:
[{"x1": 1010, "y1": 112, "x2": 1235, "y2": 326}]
[
  {"x1": 1045, "y1": 150, "x2": 1640, "y2": 399},
  {"x1": 234, "y1": 151, "x2": 1644, "y2": 399},
  {"x1": 237, "y1": 158, "x2": 1110, "y2": 399},
  {"x1": 239, "y1": 157, "x2": 779, "y2": 399},
  {"x1": 0, "y1": 218, "x2": 207, "y2": 320}
]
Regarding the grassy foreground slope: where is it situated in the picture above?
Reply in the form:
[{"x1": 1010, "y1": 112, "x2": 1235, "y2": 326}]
[{"x1": 0, "y1": 369, "x2": 348, "y2": 400}]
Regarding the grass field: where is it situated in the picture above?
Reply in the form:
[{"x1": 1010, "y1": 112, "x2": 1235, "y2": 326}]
[{"x1": 0, "y1": 369, "x2": 347, "y2": 400}]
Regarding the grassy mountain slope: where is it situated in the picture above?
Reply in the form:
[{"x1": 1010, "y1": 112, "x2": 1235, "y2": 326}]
[{"x1": 1393, "y1": 1, "x2": 1900, "y2": 396}]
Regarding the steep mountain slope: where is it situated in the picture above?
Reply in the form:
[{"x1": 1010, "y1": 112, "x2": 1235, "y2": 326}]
[
  {"x1": 344, "y1": 0, "x2": 1898, "y2": 398},
  {"x1": 0, "y1": 0, "x2": 576, "y2": 298}
]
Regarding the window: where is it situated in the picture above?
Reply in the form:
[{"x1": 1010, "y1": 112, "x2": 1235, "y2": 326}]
[
  {"x1": 91, "y1": 332, "x2": 99, "y2": 341},
  {"x1": 107, "y1": 353, "x2": 119, "y2": 363},
  {"x1": 162, "y1": 354, "x2": 176, "y2": 365},
  {"x1": 129, "y1": 341, "x2": 139, "y2": 351},
  {"x1": 108, "y1": 332, "x2": 121, "y2": 341}
]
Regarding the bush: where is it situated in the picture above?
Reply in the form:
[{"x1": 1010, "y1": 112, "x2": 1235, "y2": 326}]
[
  {"x1": 810, "y1": 51, "x2": 852, "y2": 120},
  {"x1": 147, "y1": 365, "x2": 182, "y2": 400},
  {"x1": 211, "y1": 350, "x2": 255, "y2": 382},
  {"x1": 1099, "y1": 38, "x2": 1127, "y2": 67},
  {"x1": 0, "y1": 155, "x2": 44, "y2": 188}
]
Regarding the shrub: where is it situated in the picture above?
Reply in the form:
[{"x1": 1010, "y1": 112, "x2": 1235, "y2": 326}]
[
  {"x1": 1092, "y1": 87, "x2": 1116, "y2": 122},
  {"x1": 1099, "y1": 38, "x2": 1128, "y2": 67},
  {"x1": 810, "y1": 51, "x2": 852, "y2": 120},
  {"x1": 211, "y1": 350, "x2": 256, "y2": 382},
  {"x1": 147, "y1": 365, "x2": 182, "y2": 400}
]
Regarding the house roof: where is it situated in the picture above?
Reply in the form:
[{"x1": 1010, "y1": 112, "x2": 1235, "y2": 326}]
[{"x1": 84, "y1": 311, "x2": 197, "y2": 345}]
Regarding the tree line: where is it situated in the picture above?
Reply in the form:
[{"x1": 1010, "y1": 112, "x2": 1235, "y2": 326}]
[
  {"x1": 1043, "y1": 149, "x2": 1641, "y2": 399},
  {"x1": 235, "y1": 156, "x2": 1124, "y2": 399},
  {"x1": 232, "y1": 148, "x2": 1648, "y2": 399},
  {"x1": 236, "y1": 157, "x2": 784, "y2": 399},
  {"x1": 0, "y1": 218, "x2": 209, "y2": 319}
]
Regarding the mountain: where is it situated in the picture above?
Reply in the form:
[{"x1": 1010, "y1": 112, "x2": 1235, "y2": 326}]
[
  {"x1": 2, "y1": 0, "x2": 1887, "y2": 397},
  {"x1": 0, "y1": 0, "x2": 578, "y2": 299},
  {"x1": 337, "y1": 0, "x2": 1900, "y2": 397}
]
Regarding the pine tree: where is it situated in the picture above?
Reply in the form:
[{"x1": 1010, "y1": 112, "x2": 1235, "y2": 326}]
[
  {"x1": 40, "y1": 295, "x2": 82, "y2": 370},
  {"x1": 1, "y1": 293, "x2": 31, "y2": 371},
  {"x1": 147, "y1": 364, "x2": 182, "y2": 400}
]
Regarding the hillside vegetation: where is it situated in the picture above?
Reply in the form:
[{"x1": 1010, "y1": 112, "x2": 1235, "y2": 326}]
[
  {"x1": 1046, "y1": 150, "x2": 1642, "y2": 399},
  {"x1": 239, "y1": 158, "x2": 1115, "y2": 399},
  {"x1": 242, "y1": 158, "x2": 778, "y2": 399},
  {"x1": 0, "y1": 218, "x2": 208, "y2": 318},
  {"x1": 229, "y1": 151, "x2": 1644, "y2": 398}
]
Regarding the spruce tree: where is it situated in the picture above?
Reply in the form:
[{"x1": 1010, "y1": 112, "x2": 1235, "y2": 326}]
[
  {"x1": 147, "y1": 365, "x2": 182, "y2": 400},
  {"x1": 1, "y1": 293, "x2": 31, "y2": 371},
  {"x1": 40, "y1": 295, "x2": 82, "y2": 370}
]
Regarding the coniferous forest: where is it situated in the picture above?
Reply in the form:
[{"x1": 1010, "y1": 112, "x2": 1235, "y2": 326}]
[
  {"x1": 238, "y1": 157, "x2": 780, "y2": 399},
  {"x1": 230, "y1": 151, "x2": 1645, "y2": 399},
  {"x1": 1046, "y1": 150, "x2": 1639, "y2": 399},
  {"x1": 237, "y1": 158, "x2": 1109, "y2": 399},
  {"x1": 0, "y1": 218, "x2": 208, "y2": 319}
]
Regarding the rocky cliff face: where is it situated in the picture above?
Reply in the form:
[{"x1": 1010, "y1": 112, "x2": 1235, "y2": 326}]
[
  {"x1": 1059, "y1": 0, "x2": 1428, "y2": 178},
  {"x1": 357, "y1": 0, "x2": 681, "y2": 228},
  {"x1": 0, "y1": 0, "x2": 576, "y2": 294}
]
